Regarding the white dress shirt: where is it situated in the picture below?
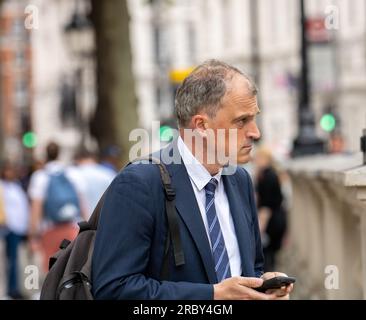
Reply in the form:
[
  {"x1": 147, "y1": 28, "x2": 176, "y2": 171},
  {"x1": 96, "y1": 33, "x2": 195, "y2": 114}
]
[{"x1": 177, "y1": 136, "x2": 242, "y2": 277}]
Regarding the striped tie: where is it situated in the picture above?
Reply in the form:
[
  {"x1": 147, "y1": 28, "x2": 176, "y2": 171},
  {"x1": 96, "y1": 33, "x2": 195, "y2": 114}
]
[{"x1": 204, "y1": 178, "x2": 231, "y2": 282}]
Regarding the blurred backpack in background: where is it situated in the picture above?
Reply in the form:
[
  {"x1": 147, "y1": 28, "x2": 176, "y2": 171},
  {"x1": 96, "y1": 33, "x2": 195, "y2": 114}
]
[{"x1": 43, "y1": 171, "x2": 81, "y2": 223}]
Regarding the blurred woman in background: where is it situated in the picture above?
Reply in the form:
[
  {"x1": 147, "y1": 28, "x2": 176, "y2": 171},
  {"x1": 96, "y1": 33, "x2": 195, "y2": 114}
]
[
  {"x1": 1, "y1": 162, "x2": 30, "y2": 299},
  {"x1": 253, "y1": 146, "x2": 288, "y2": 272}
]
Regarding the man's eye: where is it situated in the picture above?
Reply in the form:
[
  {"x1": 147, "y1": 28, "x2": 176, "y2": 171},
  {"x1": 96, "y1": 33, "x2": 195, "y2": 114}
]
[{"x1": 238, "y1": 118, "x2": 248, "y2": 126}]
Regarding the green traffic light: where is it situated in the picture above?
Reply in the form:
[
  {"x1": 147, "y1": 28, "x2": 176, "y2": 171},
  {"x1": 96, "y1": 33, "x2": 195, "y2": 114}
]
[
  {"x1": 22, "y1": 131, "x2": 37, "y2": 148},
  {"x1": 320, "y1": 114, "x2": 336, "y2": 132},
  {"x1": 159, "y1": 125, "x2": 174, "y2": 142}
]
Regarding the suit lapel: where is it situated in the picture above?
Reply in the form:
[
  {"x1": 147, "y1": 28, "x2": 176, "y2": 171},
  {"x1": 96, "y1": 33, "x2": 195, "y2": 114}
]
[
  {"x1": 161, "y1": 142, "x2": 217, "y2": 284},
  {"x1": 223, "y1": 171, "x2": 253, "y2": 276}
]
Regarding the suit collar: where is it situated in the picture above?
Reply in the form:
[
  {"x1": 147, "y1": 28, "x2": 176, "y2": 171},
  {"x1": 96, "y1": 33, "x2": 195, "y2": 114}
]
[{"x1": 222, "y1": 173, "x2": 254, "y2": 276}]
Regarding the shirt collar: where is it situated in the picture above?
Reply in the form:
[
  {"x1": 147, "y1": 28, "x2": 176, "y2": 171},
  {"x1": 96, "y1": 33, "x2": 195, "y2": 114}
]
[{"x1": 177, "y1": 136, "x2": 222, "y2": 191}]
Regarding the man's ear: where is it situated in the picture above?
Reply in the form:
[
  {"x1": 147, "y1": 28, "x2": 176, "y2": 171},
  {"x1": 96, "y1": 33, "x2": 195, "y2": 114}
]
[{"x1": 191, "y1": 115, "x2": 207, "y2": 133}]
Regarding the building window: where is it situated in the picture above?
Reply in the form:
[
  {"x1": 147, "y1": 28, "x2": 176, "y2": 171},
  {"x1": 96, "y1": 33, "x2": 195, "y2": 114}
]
[
  {"x1": 12, "y1": 18, "x2": 23, "y2": 37},
  {"x1": 153, "y1": 24, "x2": 169, "y2": 66},
  {"x1": 59, "y1": 79, "x2": 77, "y2": 127},
  {"x1": 153, "y1": 26, "x2": 160, "y2": 64},
  {"x1": 14, "y1": 79, "x2": 28, "y2": 107},
  {"x1": 155, "y1": 86, "x2": 162, "y2": 110},
  {"x1": 14, "y1": 50, "x2": 25, "y2": 67}
]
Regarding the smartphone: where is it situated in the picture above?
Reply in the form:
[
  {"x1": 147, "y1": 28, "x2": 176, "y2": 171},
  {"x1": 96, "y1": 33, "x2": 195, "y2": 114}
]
[{"x1": 255, "y1": 276, "x2": 296, "y2": 293}]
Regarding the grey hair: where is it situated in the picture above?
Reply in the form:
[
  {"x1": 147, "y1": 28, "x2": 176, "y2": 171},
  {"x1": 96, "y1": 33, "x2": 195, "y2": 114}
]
[{"x1": 174, "y1": 59, "x2": 257, "y2": 128}]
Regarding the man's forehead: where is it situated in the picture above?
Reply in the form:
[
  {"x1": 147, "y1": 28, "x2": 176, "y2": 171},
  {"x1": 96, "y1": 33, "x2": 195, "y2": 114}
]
[
  {"x1": 237, "y1": 104, "x2": 260, "y2": 116},
  {"x1": 224, "y1": 89, "x2": 259, "y2": 109},
  {"x1": 225, "y1": 95, "x2": 260, "y2": 119},
  {"x1": 224, "y1": 76, "x2": 256, "y2": 99}
]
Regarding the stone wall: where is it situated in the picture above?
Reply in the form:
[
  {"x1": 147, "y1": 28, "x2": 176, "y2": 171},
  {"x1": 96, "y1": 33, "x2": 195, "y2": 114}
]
[{"x1": 281, "y1": 152, "x2": 366, "y2": 299}]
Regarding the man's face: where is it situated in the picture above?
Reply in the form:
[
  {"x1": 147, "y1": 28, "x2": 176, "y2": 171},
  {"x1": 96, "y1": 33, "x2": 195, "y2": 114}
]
[{"x1": 205, "y1": 75, "x2": 261, "y2": 165}]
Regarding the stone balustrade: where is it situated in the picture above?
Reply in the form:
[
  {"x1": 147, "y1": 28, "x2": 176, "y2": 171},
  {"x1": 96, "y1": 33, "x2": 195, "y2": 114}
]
[{"x1": 282, "y1": 152, "x2": 366, "y2": 299}]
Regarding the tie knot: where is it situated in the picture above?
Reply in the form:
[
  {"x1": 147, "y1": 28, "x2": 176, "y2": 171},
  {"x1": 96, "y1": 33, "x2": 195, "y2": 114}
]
[{"x1": 205, "y1": 178, "x2": 218, "y2": 194}]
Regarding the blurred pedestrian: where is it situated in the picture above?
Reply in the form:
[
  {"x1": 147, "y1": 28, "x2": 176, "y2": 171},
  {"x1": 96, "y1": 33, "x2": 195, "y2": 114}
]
[
  {"x1": 74, "y1": 148, "x2": 115, "y2": 219},
  {"x1": 253, "y1": 146, "x2": 287, "y2": 272},
  {"x1": 0, "y1": 162, "x2": 30, "y2": 299},
  {"x1": 0, "y1": 183, "x2": 6, "y2": 236},
  {"x1": 328, "y1": 131, "x2": 345, "y2": 154},
  {"x1": 28, "y1": 142, "x2": 88, "y2": 272}
]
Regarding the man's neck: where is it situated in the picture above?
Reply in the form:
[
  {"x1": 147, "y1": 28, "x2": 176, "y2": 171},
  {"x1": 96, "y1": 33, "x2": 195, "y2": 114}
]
[{"x1": 180, "y1": 134, "x2": 221, "y2": 176}]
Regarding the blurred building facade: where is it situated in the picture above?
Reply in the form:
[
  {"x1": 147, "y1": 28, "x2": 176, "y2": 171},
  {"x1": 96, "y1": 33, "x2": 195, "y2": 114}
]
[
  {"x1": 28, "y1": 0, "x2": 96, "y2": 162},
  {"x1": 2, "y1": 0, "x2": 364, "y2": 162},
  {"x1": 0, "y1": 0, "x2": 32, "y2": 163},
  {"x1": 129, "y1": 0, "x2": 366, "y2": 159}
]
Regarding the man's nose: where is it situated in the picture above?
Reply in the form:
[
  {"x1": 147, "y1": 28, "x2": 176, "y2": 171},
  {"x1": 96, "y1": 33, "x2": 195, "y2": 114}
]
[{"x1": 247, "y1": 121, "x2": 261, "y2": 141}]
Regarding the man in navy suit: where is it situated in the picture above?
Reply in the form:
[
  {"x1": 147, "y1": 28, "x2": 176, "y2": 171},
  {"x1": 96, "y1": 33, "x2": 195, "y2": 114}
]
[{"x1": 92, "y1": 60, "x2": 294, "y2": 300}]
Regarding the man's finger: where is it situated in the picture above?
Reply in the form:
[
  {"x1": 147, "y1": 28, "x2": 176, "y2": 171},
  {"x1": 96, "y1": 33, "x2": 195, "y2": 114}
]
[
  {"x1": 238, "y1": 277, "x2": 263, "y2": 288},
  {"x1": 286, "y1": 284, "x2": 294, "y2": 293},
  {"x1": 261, "y1": 272, "x2": 276, "y2": 281},
  {"x1": 273, "y1": 294, "x2": 290, "y2": 300},
  {"x1": 274, "y1": 272, "x2": 288, "y2": 277},
  {"x1": 268, "y1": 283, "x2": 293, "y2": 297},
  {"x1": 246, "y1": 288, "x2": 276, "y2": 300}
]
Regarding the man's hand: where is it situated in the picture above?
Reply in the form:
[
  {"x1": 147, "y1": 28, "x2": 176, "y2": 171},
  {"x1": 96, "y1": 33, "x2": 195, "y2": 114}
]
[
  {"x1": 213, "y1": 276, "x2": 278, "y2": 300},
  {"x1": 261, "y1": 272, "x2": 294, "y2": 300}
]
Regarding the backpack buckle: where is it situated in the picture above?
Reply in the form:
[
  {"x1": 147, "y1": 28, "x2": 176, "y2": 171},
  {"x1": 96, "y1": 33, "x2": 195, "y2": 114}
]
[
  {"x1": 164, "y1": 184, "x2": 176, "y2": 201},
  {"x1": 78, "y1": 221, "x2": 91, "y2": 233},
  {"x1": 59, "y1": 239, "x2": 71, "y2": 249}
]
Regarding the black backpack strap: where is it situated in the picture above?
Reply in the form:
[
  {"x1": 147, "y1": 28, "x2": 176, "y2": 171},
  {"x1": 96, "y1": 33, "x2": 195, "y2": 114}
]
[
  {"x1": 133, "y1": 156, "x2": 185, "y2": 268},
  {"x1": 160, "y1": 230, "x2": 171, "y2": 280}
]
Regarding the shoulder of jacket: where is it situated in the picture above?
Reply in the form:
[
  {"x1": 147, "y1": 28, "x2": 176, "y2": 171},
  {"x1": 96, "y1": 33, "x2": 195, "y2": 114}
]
[{"x1": 116, "y1": 161, "x2": 161, "y2": 183}]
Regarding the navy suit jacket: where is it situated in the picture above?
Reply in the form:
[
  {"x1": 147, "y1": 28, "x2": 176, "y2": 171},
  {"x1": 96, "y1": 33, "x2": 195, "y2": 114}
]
[{"x1": 91, "y1": 141, "x2": 264, "y2": 299}]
